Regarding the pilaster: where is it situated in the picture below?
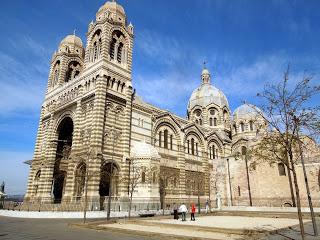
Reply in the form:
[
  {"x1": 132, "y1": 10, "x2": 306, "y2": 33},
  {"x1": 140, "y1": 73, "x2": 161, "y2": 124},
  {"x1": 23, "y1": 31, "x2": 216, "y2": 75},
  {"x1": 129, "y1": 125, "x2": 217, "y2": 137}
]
[
  {"x1": 87, "y1": 76, "x2": 107, "y2": 197},
  {"x1": 39, "y1": 116, "x2": 57, "y2": 201}
]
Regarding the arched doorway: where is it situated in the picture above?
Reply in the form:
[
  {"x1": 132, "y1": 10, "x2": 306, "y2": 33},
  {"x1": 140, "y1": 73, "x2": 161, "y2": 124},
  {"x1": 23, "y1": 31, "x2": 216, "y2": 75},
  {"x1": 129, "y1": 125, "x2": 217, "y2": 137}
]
[
  {"x1": 53, "y1": 117, "x2": 73, "y2": 203},
  {"x1": 99, "y1": 162, "x2": 118, "y2": 210}
]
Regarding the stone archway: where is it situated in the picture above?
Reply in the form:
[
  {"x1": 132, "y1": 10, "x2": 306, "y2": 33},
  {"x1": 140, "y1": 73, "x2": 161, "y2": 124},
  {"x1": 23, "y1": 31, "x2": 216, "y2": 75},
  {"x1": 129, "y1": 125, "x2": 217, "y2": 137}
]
[
  {"x1": 53, "y1": 117, "x2": 73, "y2": 203},
  {"x1": 99, "y1": 162, "x2": 119, "y2": 210}
]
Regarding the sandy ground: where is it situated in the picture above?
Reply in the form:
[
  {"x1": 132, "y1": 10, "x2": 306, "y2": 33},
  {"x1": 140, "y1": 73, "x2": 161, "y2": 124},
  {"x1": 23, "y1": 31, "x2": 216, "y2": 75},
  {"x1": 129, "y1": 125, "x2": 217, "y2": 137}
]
[
  {"x1": 99, "y1": 216, "x2": 312, "y2": 240},
  {"x1": 146, "y1": 215, "x2": 310, "y2": 231}
]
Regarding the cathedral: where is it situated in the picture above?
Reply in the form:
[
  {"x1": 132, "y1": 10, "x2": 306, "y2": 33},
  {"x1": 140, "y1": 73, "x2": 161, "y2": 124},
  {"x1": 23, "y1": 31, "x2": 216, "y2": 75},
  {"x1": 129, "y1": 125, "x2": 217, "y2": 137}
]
[{"x1": 24, "y1": 1, "x2": 320, "y2": 211}]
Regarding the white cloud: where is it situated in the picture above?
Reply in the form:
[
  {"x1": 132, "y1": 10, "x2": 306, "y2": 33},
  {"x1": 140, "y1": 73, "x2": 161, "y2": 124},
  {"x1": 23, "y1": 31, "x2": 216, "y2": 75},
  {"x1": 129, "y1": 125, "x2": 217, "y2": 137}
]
[{"x1": 0, "y1": 36, "x2": 50, "y2": 116}]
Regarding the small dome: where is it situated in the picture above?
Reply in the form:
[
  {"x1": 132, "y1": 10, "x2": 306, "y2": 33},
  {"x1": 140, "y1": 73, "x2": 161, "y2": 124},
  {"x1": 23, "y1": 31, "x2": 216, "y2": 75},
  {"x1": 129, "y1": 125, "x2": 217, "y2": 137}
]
[
  {"x1": 131, "y1": 141, "x2": 160, "y2": 159},
  {"x1": 202, "y1": 68, "x2": 210, "y2": 75},
  {"x1": 60, "y1": 35, "x2": 83, "y2": 48},
  {"x1": 97, "y1": 1, "x2": 126, "y2": 20},
  {"x1": 188, "y1": 84, "x2": 229, "y2": 110},
  {"x1": 233, "y1": 103, "x2": 262, "y2": 120}
]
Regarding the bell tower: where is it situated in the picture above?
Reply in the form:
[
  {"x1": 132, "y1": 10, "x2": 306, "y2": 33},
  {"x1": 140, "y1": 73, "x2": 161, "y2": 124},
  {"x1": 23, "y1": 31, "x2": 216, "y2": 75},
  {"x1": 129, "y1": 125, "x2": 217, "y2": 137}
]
[
  {"x1": 47, "y1": 34, "x2": 85, "y2": 92},
  {"x1": 84, "y1": 0, "x2": 134, "y2": 77}
]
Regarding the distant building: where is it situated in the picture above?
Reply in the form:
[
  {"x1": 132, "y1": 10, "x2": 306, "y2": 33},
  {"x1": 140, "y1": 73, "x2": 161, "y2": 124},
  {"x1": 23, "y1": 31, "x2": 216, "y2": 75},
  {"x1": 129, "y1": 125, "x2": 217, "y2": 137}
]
[{"x1": 24, "y1": 1, "x2": 320, "y2": 211}]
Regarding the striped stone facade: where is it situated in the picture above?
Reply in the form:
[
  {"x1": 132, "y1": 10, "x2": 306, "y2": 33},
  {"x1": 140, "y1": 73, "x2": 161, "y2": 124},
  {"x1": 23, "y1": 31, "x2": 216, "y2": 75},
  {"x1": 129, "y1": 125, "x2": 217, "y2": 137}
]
[{"x1": 24, "y1": 1, "x2": 320, "y2": 211}]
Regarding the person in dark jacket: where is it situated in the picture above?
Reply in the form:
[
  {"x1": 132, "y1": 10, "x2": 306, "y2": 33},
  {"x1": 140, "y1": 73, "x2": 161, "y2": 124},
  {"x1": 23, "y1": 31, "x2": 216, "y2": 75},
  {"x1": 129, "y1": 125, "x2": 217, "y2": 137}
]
[{"x1": 173, "y1": 203, "x2": 179, "y2": 220}]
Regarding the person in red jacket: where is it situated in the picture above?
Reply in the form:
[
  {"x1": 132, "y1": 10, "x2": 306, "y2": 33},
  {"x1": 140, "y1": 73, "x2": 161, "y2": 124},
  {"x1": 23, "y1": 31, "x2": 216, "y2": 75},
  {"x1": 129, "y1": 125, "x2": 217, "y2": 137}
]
[{"x1": 191, "y1": 202, "x2": 196, "y2": 221}]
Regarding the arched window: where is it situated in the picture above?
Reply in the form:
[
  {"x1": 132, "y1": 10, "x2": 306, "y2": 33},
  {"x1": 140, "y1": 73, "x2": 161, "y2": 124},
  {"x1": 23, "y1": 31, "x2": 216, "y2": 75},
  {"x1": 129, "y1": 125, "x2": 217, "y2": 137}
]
[
  {"x1": 191, "y1": 138, "x2": 195, "y2": 155},
  {"x1": 195, "y1": 119, "x2": 199, "y2": 124},
  {"x1": 241, "y1": 146, "x2": 247, "y2": 156},
  {"x1": 196, "y1": 143, "x2": 198, "y2": 156},
  {"x1": 233, "y1": 125, "x2": 237, "y2": 134},
  {"x1": 170, "y1": 135, "x2": 173, "y2": 150},
  {"x1": 91, "y1": 30, "x2": 102, "y2": 62},
  {"x1": 173, "y1": 178, "x2": 177, "y2": 187},
  {"x1": 187, "y1": 140, "x2": 190, "y2": 154},
  {"x1": 152, "y1": 172, "x2": 156, "y2": 183},
  {"x1": 159, "y1": 131, "x2": 162, "y2": 147},
  {"x1": 209, "y1": 108, "x2": 216, "y2": 115},
  {"x1": 209, "y1": 118, "x2": 213, "y2": 126},
  {"x1": 51, "y1": 61, "x2": 60, "y2": 87},
  {"x1": 141, "y1": 172, "x2": 146, "y2": 183},
  {"x1": 117, "y1": 42, "x2": 124, "y2": 63},
  {"x1": 209, "y1": 146, "x2": 212, "y2": 159},
  {"x1": 199, "y1": 119, "x2": 202, "y2": 125},
  {"x1": 65, "y1": 61, "x2": 81, "y2": 83},
  {"x1": 54, "y1": 69, "x2": 59, "y2": 83},
  {"x1": 240, "y1": 122, "x2": 245, "y2": 132},
  {"x1": 109, "y1": 38, "x2": 116, "y2": 60},
  {"x1": 223, "y1": 110, "x2": 228, "y2": 121},
  {"x1": 278, "y1": 163, "x2": 286, "y2": 176},
  {"x1": 212, "y1": 145, "x2": 216, "y2": 159},
  {"x1": 249, "y1": 121, "x2": 254, "y2": 131},
  {"x1": 164, "y1": 129, "x2": 168, "y2": 149},
  {"x1": 214, "y1": 118, "x2": 217, "y2": 126},
  {"x1": 109, "y1": 30, "x2": 126, "y2": 64},
  {"x1": 238, "y1": 186, "x2": 241, "y2": 196},
  {"x1": 194, "y1": 109, "x2": 202, "y2": 117}
]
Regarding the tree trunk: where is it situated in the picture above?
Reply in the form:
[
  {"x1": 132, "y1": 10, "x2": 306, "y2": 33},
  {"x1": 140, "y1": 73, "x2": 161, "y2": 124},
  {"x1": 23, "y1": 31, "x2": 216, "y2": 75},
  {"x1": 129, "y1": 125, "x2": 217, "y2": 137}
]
[
  {"x1": 198, "y1": 182, "x2": 201, "y2": 214},
  {"x1": 128, "y1": 191, "x2": 133, "y2": 219},
  {"x1": 245, "y1": 155, "x2": 252, "y2": 206},
  {"x1": 297, "y1": 133, "x2": 318, "y2": 236},
  {"x1": 287, "y1": 164, "x2": 296, "y2": 207},
  {"x1": 290, "y1": 158, "x2": 305, "y2": 239}
]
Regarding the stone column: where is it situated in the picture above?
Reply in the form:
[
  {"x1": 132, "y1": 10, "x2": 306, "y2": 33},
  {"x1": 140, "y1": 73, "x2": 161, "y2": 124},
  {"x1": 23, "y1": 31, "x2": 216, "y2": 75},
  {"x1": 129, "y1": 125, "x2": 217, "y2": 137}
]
[
  {"x1": 39, "y1": 115, "x2": 57, "y2": 202},
  {"x1": 118, "y1": 85, "x2": 133, "y2": 198},
  {"x1": 87, "y1": 75, "x2": 107, "y2": 206},
  {"x1": 63, "y1": 87, "x2": 84, "y2": 201},
  {"x1": 202, "y1": 150, "x2": 210, "y2": 197},
  {"x1": 177, "y1": 142, "x2": 186, "y2": 199},
  {"x1": 24, "y1": 106, "x2": 45, "y2": 200}
]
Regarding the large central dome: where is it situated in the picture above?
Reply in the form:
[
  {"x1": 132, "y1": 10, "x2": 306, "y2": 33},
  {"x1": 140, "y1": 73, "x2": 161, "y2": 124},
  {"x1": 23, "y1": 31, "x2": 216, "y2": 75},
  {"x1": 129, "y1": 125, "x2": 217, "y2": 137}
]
[{"x1": 188, "y1": 68, "x2": 229, "y2": 111}]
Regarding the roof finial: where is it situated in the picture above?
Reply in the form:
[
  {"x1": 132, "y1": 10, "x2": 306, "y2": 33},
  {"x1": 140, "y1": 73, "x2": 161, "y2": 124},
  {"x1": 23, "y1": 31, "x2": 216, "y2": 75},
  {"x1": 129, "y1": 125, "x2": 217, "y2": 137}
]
[{"x1": 203, "y1": 60, "x2": 207, "y2": 69}]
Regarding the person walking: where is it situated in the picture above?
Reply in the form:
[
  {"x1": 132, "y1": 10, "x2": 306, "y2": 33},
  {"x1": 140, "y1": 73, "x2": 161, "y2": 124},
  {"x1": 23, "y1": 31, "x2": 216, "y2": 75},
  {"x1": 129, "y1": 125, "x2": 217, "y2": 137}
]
[
  {"x1": 179, "y1": 203, "x2": 187, "y2": 221},
  {"x1": 191, "y1": 202, "x2": 196, "y2": 221},
  {"x1": 173, "y1": 203, "x2": 179, "y2": 220},
  {"x1": 205, "y1": 199, "x2": 210, "y2": 214}
]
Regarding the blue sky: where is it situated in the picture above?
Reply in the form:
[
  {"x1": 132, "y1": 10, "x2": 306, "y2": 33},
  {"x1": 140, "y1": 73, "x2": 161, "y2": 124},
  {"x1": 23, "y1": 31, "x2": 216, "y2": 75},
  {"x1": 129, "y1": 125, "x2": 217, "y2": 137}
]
[{"x1": 0, "y1": 0, "x2": 319, "y2": 194}]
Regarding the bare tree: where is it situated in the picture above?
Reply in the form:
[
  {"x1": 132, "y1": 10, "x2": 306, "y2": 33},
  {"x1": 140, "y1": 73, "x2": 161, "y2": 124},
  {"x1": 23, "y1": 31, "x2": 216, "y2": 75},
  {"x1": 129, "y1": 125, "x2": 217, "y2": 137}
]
[
  {"x1": 127, "y1": 159, "x2": 157, "y2": 219},
  {"x1": 252, "y1": 133, "x2": 296, "y2": 207},
  {"x1": 254, "y1": 67, "x2": 320, "y2": 238},
  {"x1": 159, "y1": 165, "x2": 179, "y2": 215}
]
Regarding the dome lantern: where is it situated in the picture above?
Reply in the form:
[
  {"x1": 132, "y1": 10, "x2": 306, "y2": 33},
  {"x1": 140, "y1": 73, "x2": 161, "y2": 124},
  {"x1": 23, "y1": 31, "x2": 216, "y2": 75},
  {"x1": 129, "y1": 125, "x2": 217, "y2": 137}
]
[
  {"x1": 188, "y1": 67, "x2": 229, "y2": 112},
  {"x1": 201, "y1": 67, "x2": 211, "y2": 84},
  {"x1": 96, "y1": 1, "x2": 126, "y2": 24}
]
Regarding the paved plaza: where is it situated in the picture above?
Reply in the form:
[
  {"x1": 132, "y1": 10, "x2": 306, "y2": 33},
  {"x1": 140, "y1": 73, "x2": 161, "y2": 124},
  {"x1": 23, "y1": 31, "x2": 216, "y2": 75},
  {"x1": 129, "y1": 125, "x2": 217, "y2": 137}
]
[
  {"x1": 1, "y1": 214, "x2": 319, "y2": 240},
  {"x1": 98, "y1": 215, "x2": 320, "y2": 240},
  {"x1": 0, "y1": 216, "x2": 163, "y2": 240}
]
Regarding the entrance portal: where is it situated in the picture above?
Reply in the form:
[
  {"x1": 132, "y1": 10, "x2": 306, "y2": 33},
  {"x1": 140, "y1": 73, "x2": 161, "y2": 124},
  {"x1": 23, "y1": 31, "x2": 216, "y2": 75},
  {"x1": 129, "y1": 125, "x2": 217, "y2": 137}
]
[
  {"x1": 53, "y1": 117, "x2": 73, "y2": 203},
  {"x1": 99, "y1": 162, "x2": 118, "y2": 210}
]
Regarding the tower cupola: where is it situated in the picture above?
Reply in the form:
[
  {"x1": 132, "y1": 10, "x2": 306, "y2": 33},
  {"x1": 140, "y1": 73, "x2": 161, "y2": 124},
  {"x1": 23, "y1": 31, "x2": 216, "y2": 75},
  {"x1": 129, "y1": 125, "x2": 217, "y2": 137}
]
[
  {"x1": 201, "y1": 67, "x2": 211, "y2": 84},
  {"x1": 96, "y1": 1, "x2": 126, "y2": 25},
  {"x1": 58, "y1": 34, "x2": 84, "y2": 57}
]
